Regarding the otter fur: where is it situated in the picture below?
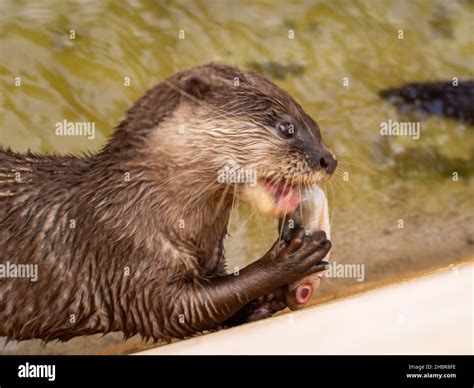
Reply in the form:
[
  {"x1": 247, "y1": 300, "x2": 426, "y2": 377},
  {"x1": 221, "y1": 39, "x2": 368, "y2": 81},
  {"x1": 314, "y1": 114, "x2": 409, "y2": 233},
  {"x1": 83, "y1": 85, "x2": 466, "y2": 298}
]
[{"x1": 0, "y1": 63, "x2": 336, "y2": 342}]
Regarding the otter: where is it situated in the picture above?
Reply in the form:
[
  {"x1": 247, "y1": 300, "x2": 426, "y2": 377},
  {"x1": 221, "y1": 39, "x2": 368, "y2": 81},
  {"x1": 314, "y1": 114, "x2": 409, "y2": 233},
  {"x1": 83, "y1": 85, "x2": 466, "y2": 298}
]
[{"x1": 0, "y1": 63, "x2": 336, "y2": 342}]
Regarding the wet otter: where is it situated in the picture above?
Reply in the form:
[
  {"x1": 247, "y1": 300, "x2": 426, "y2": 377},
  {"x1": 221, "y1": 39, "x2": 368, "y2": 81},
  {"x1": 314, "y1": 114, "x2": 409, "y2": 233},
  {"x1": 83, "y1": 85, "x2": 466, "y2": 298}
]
[{"x1": 0, "y1": 63, "x2": 336, "y2": 342}]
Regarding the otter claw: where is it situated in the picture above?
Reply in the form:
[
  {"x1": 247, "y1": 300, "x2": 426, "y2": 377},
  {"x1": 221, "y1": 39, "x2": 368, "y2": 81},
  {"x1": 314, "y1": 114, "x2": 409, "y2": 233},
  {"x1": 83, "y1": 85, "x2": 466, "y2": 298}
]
[{"x1": 319, "y1": 260, "x2": 330, "y2": 269}]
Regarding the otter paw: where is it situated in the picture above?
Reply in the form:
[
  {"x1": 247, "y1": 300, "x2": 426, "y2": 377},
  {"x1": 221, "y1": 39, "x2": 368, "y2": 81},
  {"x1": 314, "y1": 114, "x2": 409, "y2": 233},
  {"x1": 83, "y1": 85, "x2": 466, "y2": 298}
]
[
  {"x1": 274, "y1": 228, "x2": 332, "y2": 282},
  {"x1": 223, "y1": 288, "x2": 287, "y2": 327}
]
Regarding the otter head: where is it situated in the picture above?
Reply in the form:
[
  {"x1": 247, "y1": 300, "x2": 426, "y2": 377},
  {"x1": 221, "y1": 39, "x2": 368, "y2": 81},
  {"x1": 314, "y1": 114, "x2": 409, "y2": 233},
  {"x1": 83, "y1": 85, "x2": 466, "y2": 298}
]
[{"x1": 119, "y1": 63, "x2": 336, "y2": 221}]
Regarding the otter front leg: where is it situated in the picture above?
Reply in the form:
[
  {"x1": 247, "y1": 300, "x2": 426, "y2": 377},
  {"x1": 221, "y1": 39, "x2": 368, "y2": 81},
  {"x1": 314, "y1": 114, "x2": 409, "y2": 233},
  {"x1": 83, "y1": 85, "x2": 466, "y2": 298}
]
[
  {"x1": 160, "y1": 229, "x2": 331, "y2": 338},
  {"x1": 223, "y1": 261, "x2": 328, "y2": 327}
]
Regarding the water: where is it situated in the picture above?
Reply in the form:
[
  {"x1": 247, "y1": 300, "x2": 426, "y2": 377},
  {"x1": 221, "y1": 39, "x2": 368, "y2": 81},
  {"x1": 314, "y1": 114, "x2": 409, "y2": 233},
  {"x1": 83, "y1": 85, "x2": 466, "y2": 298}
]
[{"x1": 1, "y1": 0, "x2": 473, "y2": 354}]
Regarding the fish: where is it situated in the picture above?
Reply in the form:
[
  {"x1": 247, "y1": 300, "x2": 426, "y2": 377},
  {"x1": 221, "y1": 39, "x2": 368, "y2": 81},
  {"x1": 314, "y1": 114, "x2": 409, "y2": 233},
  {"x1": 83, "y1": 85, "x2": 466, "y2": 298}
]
[{"x1": 280, "y1": 185, "x2": 331, "y2": 310}]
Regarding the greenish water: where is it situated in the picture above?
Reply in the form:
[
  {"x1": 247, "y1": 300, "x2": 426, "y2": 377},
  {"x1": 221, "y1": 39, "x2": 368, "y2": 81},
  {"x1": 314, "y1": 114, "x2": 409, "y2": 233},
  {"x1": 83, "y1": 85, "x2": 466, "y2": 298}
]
[{"x1": 1, "y1": 0, "x2": 473, "y2": 354}]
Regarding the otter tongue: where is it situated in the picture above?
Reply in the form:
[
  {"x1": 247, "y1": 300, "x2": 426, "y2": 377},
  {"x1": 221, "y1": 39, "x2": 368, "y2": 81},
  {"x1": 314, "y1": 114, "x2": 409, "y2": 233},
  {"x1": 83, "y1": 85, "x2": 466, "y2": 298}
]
[
  {"x1": 274, "y1": 182, "x2": 299, "y2": 213},
  {"x1": 261, "y1": 179, "x2": 299, "y2": 213}
]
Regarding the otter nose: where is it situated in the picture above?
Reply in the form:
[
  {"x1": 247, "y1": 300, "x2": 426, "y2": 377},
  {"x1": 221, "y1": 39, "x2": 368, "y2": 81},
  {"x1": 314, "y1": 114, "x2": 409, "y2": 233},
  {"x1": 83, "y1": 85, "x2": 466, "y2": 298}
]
[{"x1": 318, "y1": 151, "x2": 337, "y2": 175}]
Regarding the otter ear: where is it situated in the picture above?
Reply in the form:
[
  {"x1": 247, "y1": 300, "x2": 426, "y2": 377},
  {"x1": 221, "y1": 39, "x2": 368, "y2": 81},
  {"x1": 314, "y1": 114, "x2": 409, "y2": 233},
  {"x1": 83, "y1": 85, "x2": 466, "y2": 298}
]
[{"x1": 180, "y1": 75, "x2": 211, "y2": 99}]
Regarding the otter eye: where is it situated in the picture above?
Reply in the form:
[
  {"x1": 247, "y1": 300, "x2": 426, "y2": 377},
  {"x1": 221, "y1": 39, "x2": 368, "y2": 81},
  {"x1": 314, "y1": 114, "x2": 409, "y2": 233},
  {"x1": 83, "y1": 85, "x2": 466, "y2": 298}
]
[{"x1": 277, "y1": 121, "x2": 295, "y2": 138}]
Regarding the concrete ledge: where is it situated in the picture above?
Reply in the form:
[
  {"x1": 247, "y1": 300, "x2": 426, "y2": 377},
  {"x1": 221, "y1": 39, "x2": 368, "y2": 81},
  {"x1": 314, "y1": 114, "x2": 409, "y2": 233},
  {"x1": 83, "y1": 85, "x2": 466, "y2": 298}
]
[{"x1": 135, "y1": 263, "x2": 473, "y2": 355}]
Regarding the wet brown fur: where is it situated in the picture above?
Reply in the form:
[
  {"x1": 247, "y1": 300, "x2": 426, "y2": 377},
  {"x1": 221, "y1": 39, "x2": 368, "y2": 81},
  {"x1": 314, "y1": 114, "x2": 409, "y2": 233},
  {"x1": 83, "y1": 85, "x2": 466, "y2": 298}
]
[{"x1": 0, "y1": 63, "x2": 334, "y2": 342}]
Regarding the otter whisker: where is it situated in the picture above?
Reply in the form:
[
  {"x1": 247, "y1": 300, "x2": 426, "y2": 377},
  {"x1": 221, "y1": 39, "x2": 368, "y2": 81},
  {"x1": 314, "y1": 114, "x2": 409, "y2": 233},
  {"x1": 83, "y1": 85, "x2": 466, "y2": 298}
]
[
  {"x1": 298, "y1": 181, "x2": 304, "y2": 227},
  {"x1": 337, "y1": 158, "x2": 383, "y2": 177},
  {"x1": 233, "y1": 206, "x2": 258, "y2": 239},
  {"x1": 278, "y1": 209, "x2": 288, "y2": 249},
  {"x1": 214, "y1": 181, "x2": 233, "y2": 220},
  {"x1": 334, "y1": 171, "x2": 366, "y2": 199},
  {"x1": 276, "y1": 172, "x2": 297, "y2": 247},
  {"x1": 228, "y1": 182, "x2": 239, "y2": 228},
  {"x1": 251, "y1": 201, "x2": 267, "y2": 242},
  {"x1": 333, "y1": 174, "x2": 349, "y2": 195},
  {"x1": 328, "y1": 179, "x2": 336, "y2": 227}
]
